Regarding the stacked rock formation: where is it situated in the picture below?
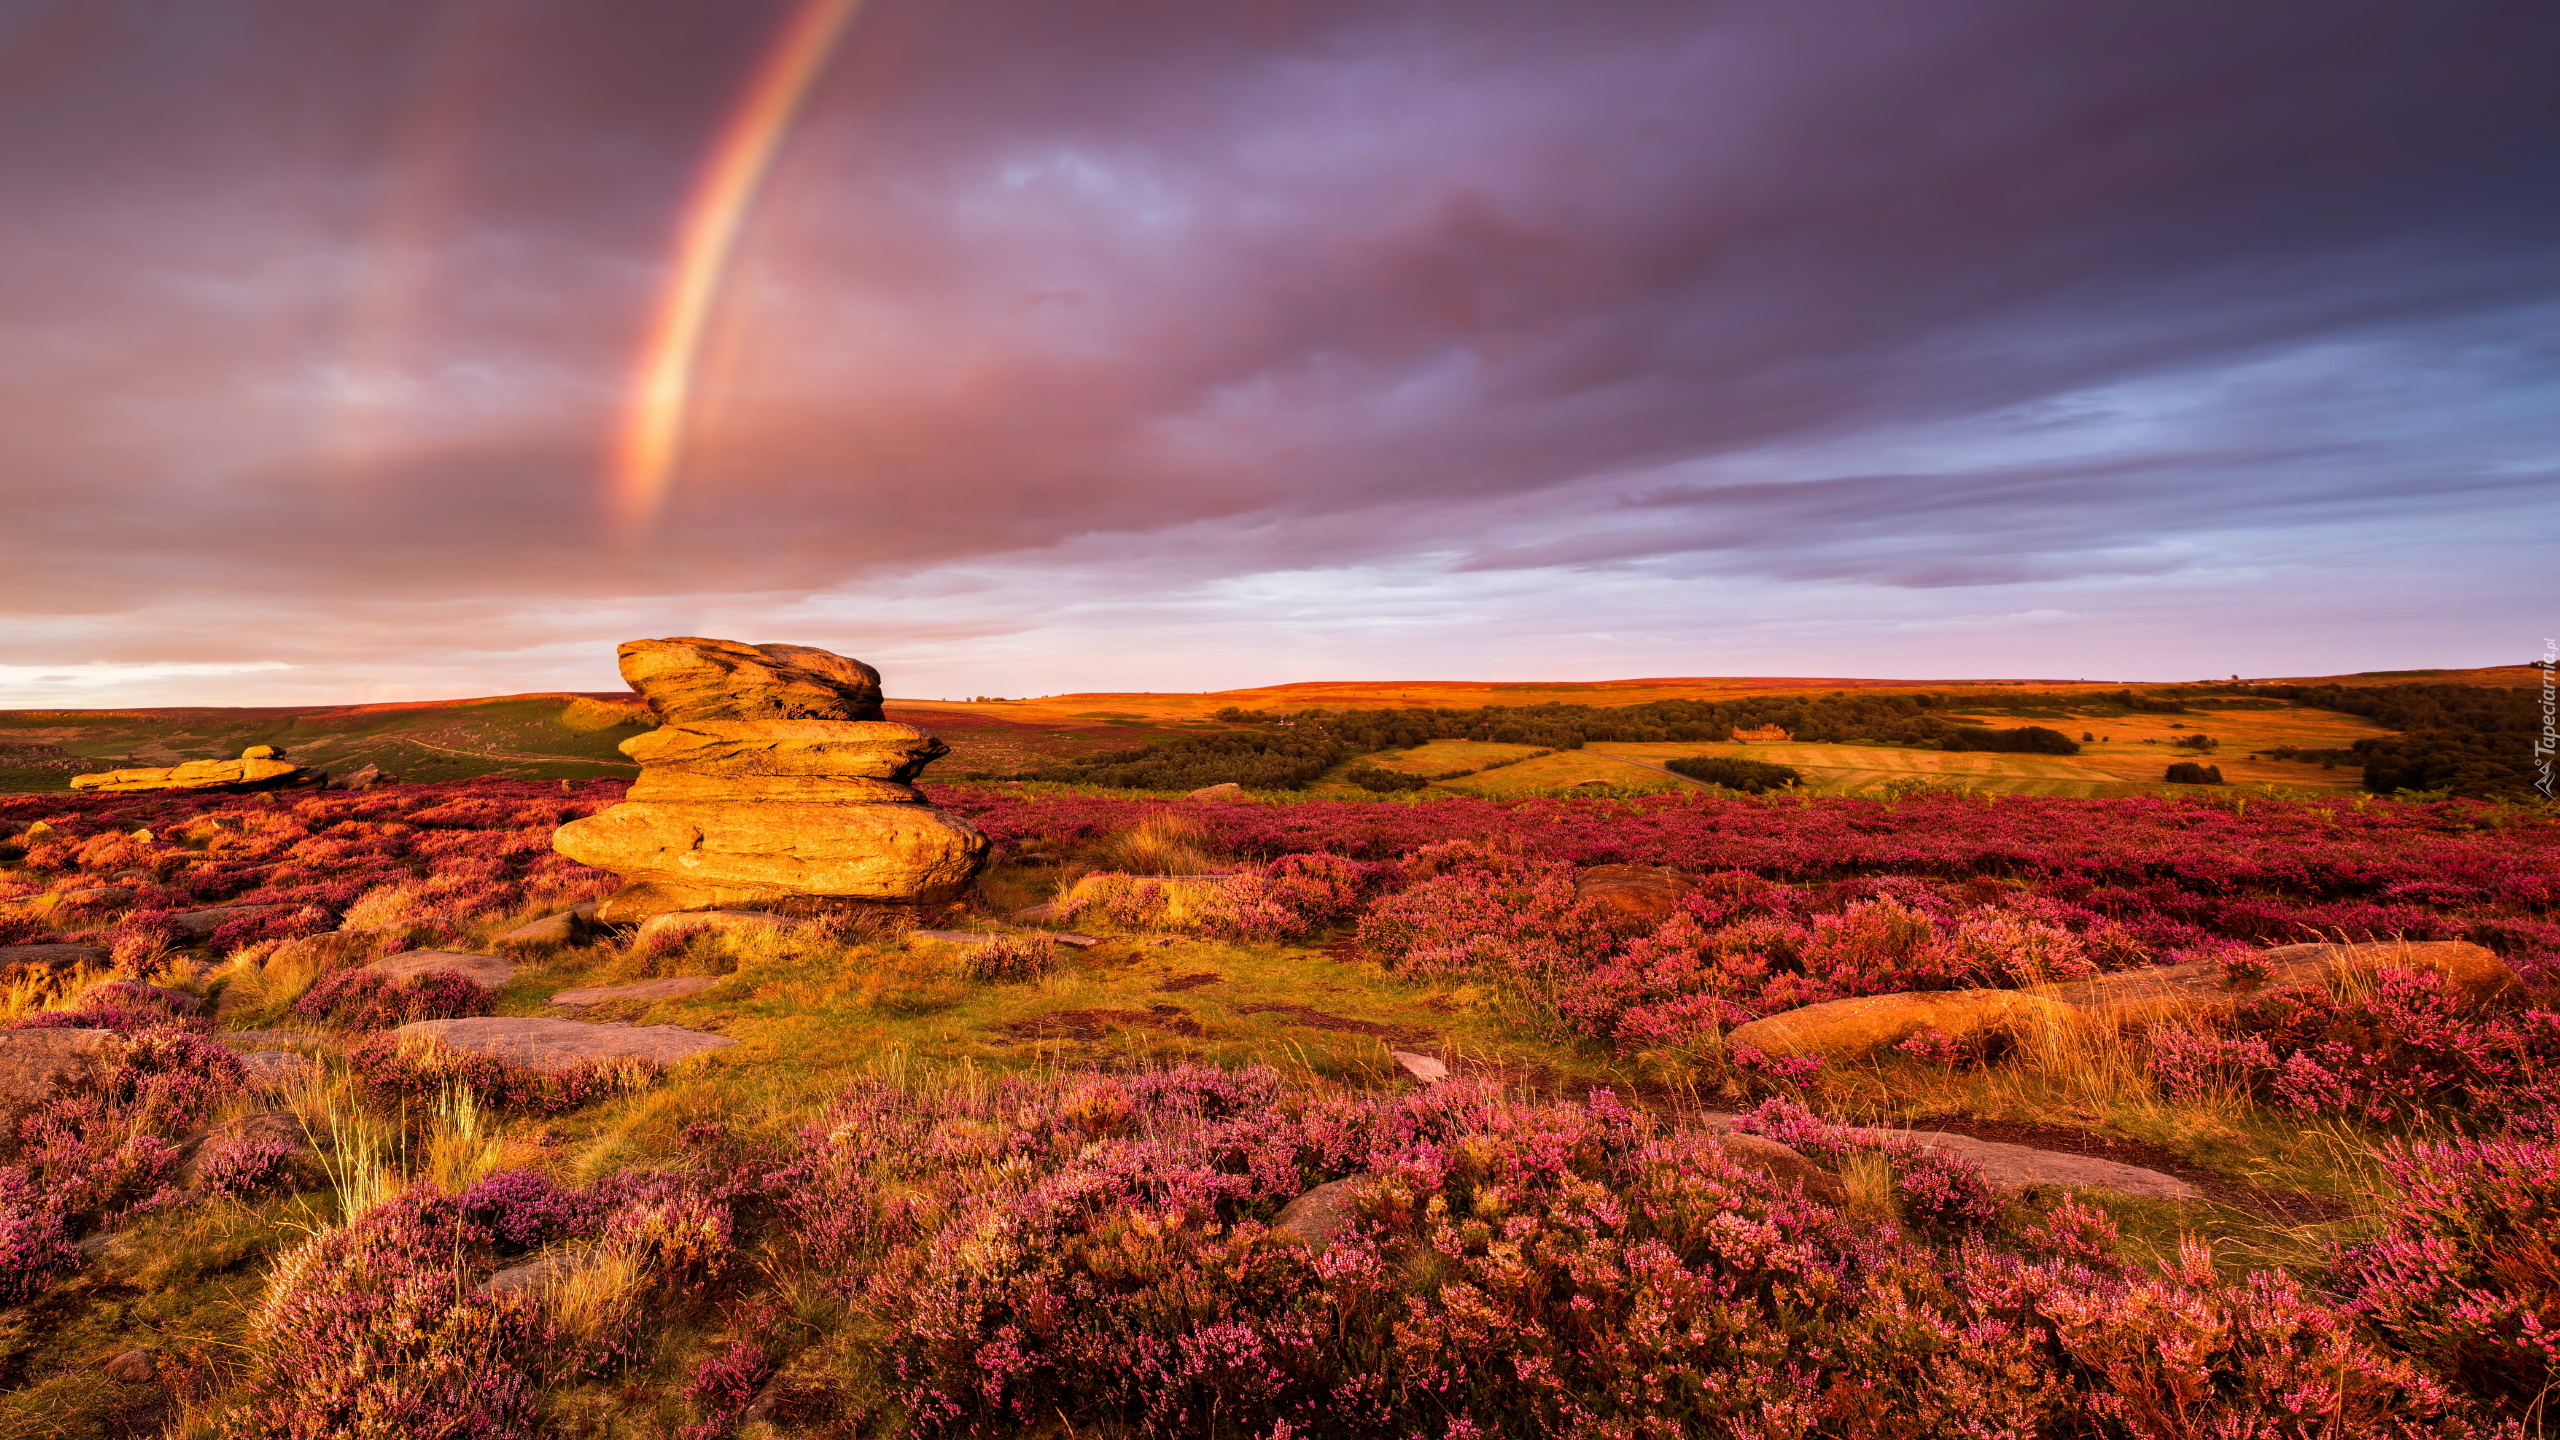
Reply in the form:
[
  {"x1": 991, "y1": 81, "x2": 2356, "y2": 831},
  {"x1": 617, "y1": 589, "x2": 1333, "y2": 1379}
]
[
  {"x1": 552, "y1": 637, "x2": 990, "y2": 922},
  {"x1": 70, "y1": 745, "x2": 314, "y2": 794}
]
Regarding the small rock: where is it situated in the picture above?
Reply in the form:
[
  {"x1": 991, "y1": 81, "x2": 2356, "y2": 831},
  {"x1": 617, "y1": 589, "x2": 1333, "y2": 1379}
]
[
  {"x1": 1039, "y1": 932, "x2": 1102, "y2": 949},
  {"x1": 1390, "y1": 1050, "x2": 1448, "y2": 1084},
  {"x1": 1712, "y1": 1133, "x2": 1847, "y2": 1203},
  {"x1": 549, "y1": 975, "x2": 718, "y2": 1007},
  {"x1": 1009, "y1": 903, "x2": 1061, "y2": 924},
  {"x1": 19, "y1": 821, "x2": 59, "y2": 842},
  {"x1": 242, "y1": 744, "x2": 280, "y2": 760},
  {"x1": 480, "y1": 1245, "x2": 586, "y2": 1297},
  {"x1": 1187, "y1": 783, "x2": 1246, "y2": 801},
  {"x1": 1575, "y1": 864, "x2": 1698, "y2": 920},
  {"x1": 239, "y1": 1050, "x2": 319, "y2": 1090},
  {"x1": 392, "y1": 1016, "x2": 738, "y2": 1070},
  {"x1": 213, "y1": 1029, "x2": 336, "y2": 1051},
  {"x1": 101, "y1": 1348, "x2": 156, "y2": 1385},
  {"x1": 911, "y1": 929, "x2": 1003, "y2": 946},
  {"x1": 360, "y1": 950, "x2": 515, "y2": 989},
  {"x1": 495, "y1": 907, "x2": 598, "y2": 948},
  {"x1": 1271, "y1": 1175, "x2": 1369, "y2": 1251}
]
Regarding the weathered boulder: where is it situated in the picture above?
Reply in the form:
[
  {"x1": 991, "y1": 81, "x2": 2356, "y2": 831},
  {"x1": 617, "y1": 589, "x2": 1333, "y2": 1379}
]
[
  {"x1": 548, "y1": 976, "x2": 718, "y2": 1007},
  {"x1": 560, "y1": 798, "x2": 989, "y2": 919},
  {"x1": 553, "y1": 638, "x2": 990, "y2": 921},
  {"x1": 616, "y1": 637, "x2": 884, "y2": 723},
  {"x1": 2030, "y1": 941, "x2": 2517, "y2": 1028},
  {"x1": 360, "y1": 950, "x2": 514, "y2": 989},
  {"x1": 1727, "y1": 988, "x2": 2075, "y2": 1062},
  {"x1": 1187, "y1": 783, "x2": 1245, "y2": 801},
  {"x1": 1575, "y1": 864, "x2": 1697, "y2": 920},
  {"x1": 70, "y1": 747, "x2": 310, "y2": 794},
  {"x1": 0, "y1": 1028, "x2": 126, "y2": 1159}
]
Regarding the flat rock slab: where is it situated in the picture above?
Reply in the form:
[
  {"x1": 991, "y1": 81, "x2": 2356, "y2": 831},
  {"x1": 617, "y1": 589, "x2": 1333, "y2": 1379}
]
[
  {"x1": 1695, "y1": 1113, "x2": 2200, "y2": 1203},
  {"x1": 361, "y1": 950, "x2": 515, "y2": 989},
  {"x1": 213, "y1": 1029, "x2": 340, "y2": 1051},
  {"x1": 168, "y1": 904, "x2": 298, "y2": 939},
  {"x1": 1884, "y1": 1130, "x2": 2202, "y2": 1201},
  {"x1": 393, "y1": 1016, "x2": 737, "y2": 1070},
  {"x1": 0, "y1": 1029, "x2": 128, "y2": 1160},
  {"x1": 238, "y1": 1051, "x2": 319, "y2": 1090},
  {"x1": 548, "y1": 976, "x2": 719, "y2": 1007},
  {"x1": 0, "y1": 943, "x2": 110, "y2": 977},
  {"x1": 634, "y1": 909, "x2": 797, "y2": 944}
]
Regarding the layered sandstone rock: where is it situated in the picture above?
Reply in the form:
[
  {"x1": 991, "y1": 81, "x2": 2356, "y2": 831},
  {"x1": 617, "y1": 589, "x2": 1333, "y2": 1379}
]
[
  {"x1": 553, "y1": 637, "x2": 989, "y2": 921},
  {"x1": 70, "y1": 746, "x2": 313, "y2": 794}
]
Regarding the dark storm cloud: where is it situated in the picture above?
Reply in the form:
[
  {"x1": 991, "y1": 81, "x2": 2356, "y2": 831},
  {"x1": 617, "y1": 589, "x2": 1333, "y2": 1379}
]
[{"x1": 0, "y1": 0, "x2": 2554, "y2": 687}]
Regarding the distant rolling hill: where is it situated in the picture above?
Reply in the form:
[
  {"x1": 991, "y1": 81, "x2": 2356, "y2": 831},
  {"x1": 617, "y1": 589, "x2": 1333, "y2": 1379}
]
[{"x1": 0, "y1": 663, "x2": 2526, "y2": 795}]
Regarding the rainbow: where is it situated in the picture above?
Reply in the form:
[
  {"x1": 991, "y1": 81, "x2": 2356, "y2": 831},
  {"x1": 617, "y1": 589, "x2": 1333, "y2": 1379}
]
[{"x1": 610, "y1": 0, "x2": 868, "y2": 542}]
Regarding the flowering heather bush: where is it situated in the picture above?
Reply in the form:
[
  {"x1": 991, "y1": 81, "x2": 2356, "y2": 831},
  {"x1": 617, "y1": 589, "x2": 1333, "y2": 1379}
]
[
  {"x1": 9, "y1": 978, "x2": 205, "y2": 1034},
  {"x1": 348, "y1": 1034, "x2": 656, "y2": 1117},
  {"x1": 2146, "y1": 969, "x2": 2560, "y2": 1127},
  {"x1": 762, "y1": 1067, "x2": 2495, "y2": 1438},
  {"x1": 0, "y1": 1028, "x2": 245, "y2": 1305},
  {"x1": 237, "y1": 1188, "x2": 552, "y2": 1438},
  {"x1": 194, "y1": 1133, "x2": 301, "y2": 1200},
  {"x1": 2333, "y1": 1136, "x2": 2560, "y2": 1411},
  {"x1": 1350, "y1": 847, "x2": 2157, "y2": 1051},
  {"x1": 0, "y1": 1170, "x2": 79, "y2": 1305},
  {"x1": 960, "y1": 934, "x2": 1058, "y2": 984},
  {"x1": 293, "y1": 968, "x2": 496, "y2": 1029},
  {"x1": 0, "y1": 780, "x2": 628, "y2": 959},
  {"x1": 943, "y1": 787, "x2": 2560, "y2": 975}
]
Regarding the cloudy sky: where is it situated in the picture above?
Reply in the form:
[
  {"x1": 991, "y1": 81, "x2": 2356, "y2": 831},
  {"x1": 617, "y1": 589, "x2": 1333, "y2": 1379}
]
[{"x1": 2, "y1": 0, "x2": 2554, "y2": 705}]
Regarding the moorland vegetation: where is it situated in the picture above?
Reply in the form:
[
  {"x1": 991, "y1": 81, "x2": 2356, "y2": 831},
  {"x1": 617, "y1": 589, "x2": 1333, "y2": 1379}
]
[{"x1": 1, "y1": 774, "x2": 2557, "y2": 1437}]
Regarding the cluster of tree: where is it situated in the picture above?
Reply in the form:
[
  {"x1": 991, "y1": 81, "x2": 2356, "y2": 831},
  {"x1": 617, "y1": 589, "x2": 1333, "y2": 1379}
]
[
  {"x1": 2244, "y1": 683, "x2": 2542, "y2": 800},
  {"x1": 2164, "y1": 761, "x2": 2226, "y2": 785},
  {"x1": 2263, "y1": 745, "x2": 2361, "y2": 768},
  {"x1": 2171, "y1": 733, "x2": 2219, "y2": 752},
  {"x1": 1342, "y1": 764, "x2": 1430, "y2": 792},
  {"x1": 1937, "y1": 726, "x2": 2081, "y2": 754},
  {"x1": 1661, "y1": 755, "x2": 1804, "y2": 792}
]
